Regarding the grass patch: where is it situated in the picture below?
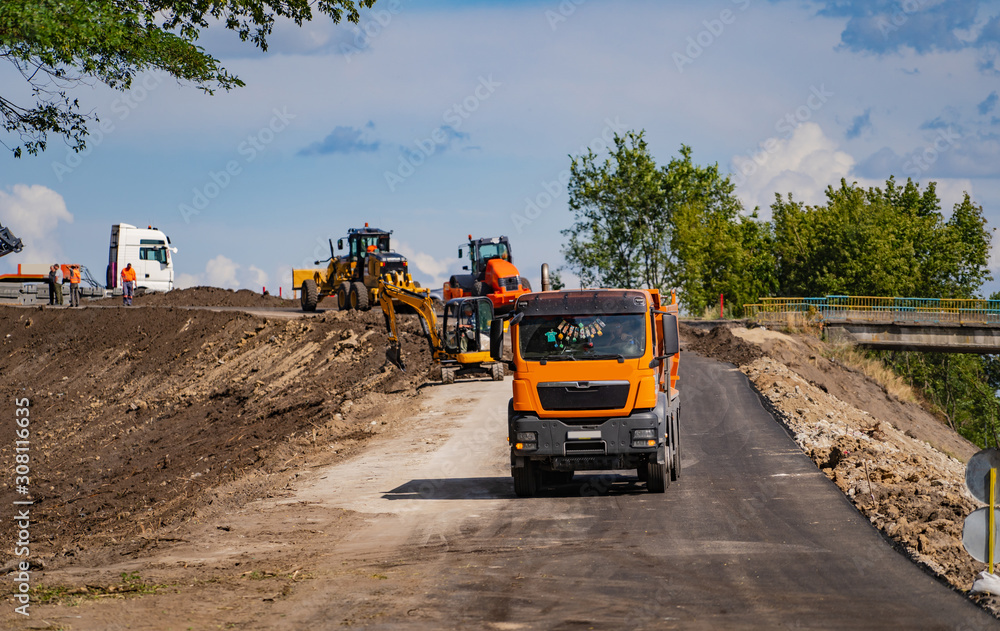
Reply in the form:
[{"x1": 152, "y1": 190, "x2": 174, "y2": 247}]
[
  {"x1": 823, "y1": 343, "x2": 918, "y2": 403},
  {"x1": 32, "y1": 571, "x2": 163, "y2": 605}
]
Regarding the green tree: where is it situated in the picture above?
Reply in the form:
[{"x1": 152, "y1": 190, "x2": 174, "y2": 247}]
[
  {"x1": 771, "y1": 177, "x2": 992, "y2": 299},
  {"x1": 562, "y1": 130, "x2": 671, "y2": 290},
  {"x1": 1, "y1": 0, "x2": 375, "y2": 157}
]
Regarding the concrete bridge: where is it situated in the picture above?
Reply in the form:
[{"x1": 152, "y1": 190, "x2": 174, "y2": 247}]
[{"x1": 746, "y1": 296, "x2": 1000, "y2": 353}]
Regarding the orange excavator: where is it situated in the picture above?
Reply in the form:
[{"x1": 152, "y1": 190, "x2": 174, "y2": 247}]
[{"x1": 443, "y1": 235, "x2": 530, "y2": 314}]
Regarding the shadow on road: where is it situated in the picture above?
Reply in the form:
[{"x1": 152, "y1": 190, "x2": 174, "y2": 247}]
[{"x1": 383, "y1": 474, "x2": 652, "y2": 500}]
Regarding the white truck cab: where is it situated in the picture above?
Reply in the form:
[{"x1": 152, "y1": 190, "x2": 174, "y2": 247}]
[{"x1": 107, "y1": 224, "x2": 176, "y2": 292}]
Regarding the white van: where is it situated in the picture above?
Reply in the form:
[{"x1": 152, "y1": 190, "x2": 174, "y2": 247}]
[{"x1": 107, "y1": 224, "x2": 176, "y2": 292}]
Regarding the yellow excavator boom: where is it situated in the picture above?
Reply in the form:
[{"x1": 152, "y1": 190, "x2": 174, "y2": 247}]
[{"x1": 378, "y1": 280, "x2": 444, "y2": 369}]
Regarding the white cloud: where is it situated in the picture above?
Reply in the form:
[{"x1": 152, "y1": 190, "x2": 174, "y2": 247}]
[
  {"x1": 205, "y1": 254, "x2": 241, "y2": 287},
  {"x1": 246, "y1": 264, "x2": 269, "y2": 289},
  {"x1": 179, "y1": 255, "x2": 271, "y2": 290},
  {"x1": 731, "y1": 123, "x2": 855, "y2": 214},
  {"x1": 395, "y1": 241, "x2": 452, "y2": 287},
  {"x1": 0, "y1": 184, "x2": 73, "y2": 270},
  {"x1": 175, "y1": 273, "x2": 201, "y2": 289}
]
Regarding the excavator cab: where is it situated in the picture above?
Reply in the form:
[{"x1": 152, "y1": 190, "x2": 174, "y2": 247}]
[{"x1": 443, "y1": 296, "x2": 494, "y2": 358}]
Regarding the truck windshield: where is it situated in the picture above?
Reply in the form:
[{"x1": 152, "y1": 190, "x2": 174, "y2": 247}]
[{"x1": 518, "y1": 314, "x2": 646, "y2": 361}]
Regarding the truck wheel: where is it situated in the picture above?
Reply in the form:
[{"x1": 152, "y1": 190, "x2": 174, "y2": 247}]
[
  {"x1": 490, "y1": 363, "x2": 504, "y2": 381},
  {"x1": 645, "y1": 458, "x2": 670, "y2": 493},
  {"x1": 337, "y1": 282, "x2": 351, "y2": 310},
  {"x1": 449, "y1": 276, "x2": 461, "y2": 289},
  {"x1": 301, "y1": 279, "x2": 319, "y2": 312},
  {"x1": 441, "y1": 367, "x2": 456, "y2": 385},
  {"x1": 512, "y1": 462, "x2": 538, "y2": 498},
  {"x1": 519, "y1": 276, "x2": 532, "y2": 291},
  {"x1": 350, "y1": 281, "x2": 370, "y2": 311}
]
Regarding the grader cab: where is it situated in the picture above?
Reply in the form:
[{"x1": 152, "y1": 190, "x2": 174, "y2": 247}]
[{"x1": 292, "y1": 224, "x2": 419, "y2": 312}]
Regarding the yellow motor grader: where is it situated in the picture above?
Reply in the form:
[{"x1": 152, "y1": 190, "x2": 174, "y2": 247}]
[
  {"x1": 379, "y1": 279, "x2": 504, "y2": 384},
  {"x1": 292, "y1": 224, "x2": 421, "y2": 312}
]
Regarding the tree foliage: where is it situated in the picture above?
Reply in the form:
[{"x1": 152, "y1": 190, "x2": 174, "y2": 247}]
[
  {"x1": 771, "y1": 178, "x2": 992, "y2": 298},
  {"x1": 562, "y1": 131, "x2": 671, "y2": 290},
  {"x1": 562, "y1": 133, "x2": 773, "y2": 316},
  {"x1": 0, "y1": 0, "x2": 375, "y2": 157}
]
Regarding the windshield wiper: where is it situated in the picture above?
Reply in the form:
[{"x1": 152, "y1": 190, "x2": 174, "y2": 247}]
[{"x1": 585, "y1": 354, "x2": 627, "y2": 363}]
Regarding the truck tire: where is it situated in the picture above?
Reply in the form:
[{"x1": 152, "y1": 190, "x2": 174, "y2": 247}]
[
  {"x1": 472, "y1": 280, "x2": 486, "y2": 296},
  {"x1": 441, "y1": 367, "x2": 456, "y2": 384},
  {"x1": 350, "y1": 281, "x2": 370, "y2": 311},
  {"x1": 490, "y1": 362, "x2": 504, "y2": 381},
  {"x1": 645, "y1": 458, "x2": 670, "y2": 493},
  {"x1": 519, "y1": 276, "x2": 532, "y2": 291},
  {"x1": 513, "y1": 461, "x2": 539, "y2": 498},
  {"x1": 449, "y1": 275, "x2": 460, "y2": 289},
  {"x1": 301, "y1": 279, "x2": 319, "y2": 312},
  {"x1": 337, "y1": 282, "x2": 351, "y2": 310}
]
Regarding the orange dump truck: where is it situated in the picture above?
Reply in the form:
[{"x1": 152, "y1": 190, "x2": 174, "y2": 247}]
[{"x1": 490, "y1": 288, "x2": 680, "y2": 497}]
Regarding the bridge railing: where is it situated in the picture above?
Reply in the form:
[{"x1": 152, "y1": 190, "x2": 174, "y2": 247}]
[{"x1": 745, "y1": 296, "x2": 1000, "y2": 326}]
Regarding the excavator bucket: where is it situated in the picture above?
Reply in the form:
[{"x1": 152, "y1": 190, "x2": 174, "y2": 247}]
[{"x1": 386, "y1": 343, "x2": 405, "y2": 370}]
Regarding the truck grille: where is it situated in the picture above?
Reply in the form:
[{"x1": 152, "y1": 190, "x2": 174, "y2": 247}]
[{"x1": 537, "y1": 381, "x2": 630, "y2": 411}]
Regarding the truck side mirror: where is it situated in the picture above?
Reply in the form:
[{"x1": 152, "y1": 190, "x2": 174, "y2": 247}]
[
  {"x1": 661, "y1": 314, "x2": 679, "y2": 355},
  {"x1": 458, "y1": 248, "x2": 463, "y2": 258},
  {"x1": 337, "y1": 238, "x2": 344, "y2": 250},
  {"x1": 462, "y1": 265, "x2": 469, "y2": 271},
  {"x1": 490, "y1": 319, "x2": 504, "y2": 361}
]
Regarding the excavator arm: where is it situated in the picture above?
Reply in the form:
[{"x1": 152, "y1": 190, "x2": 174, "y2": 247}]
[
  {"x1": 0, "y1": 223, "x2": 23, "y2": 258},
  {"x1": 378, "y1": 277, "x2": 444, "y2": 369}
]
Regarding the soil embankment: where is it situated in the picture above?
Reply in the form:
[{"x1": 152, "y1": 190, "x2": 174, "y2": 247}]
[{"x1": 0, "y1": 304, "x2": 430, "y2": 570}]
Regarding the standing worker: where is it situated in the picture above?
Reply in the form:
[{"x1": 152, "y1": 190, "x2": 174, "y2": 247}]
[
  {"x1": 69, "y1": 264, "x2": 81, "y2": 307},
  {"x1": 47, "y1": 264, "x2": 59, "y2": 305},
  {"x1": 120, "y1": 262, "x2": 136, "y2": 306}
]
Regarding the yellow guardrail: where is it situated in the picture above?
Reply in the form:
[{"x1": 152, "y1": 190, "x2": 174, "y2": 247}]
[{"x1": 745, "y1": 296, "x2": 1000, "y2": 326}]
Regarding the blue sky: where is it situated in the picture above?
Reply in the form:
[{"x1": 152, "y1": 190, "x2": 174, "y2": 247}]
[{"x1": 2, "y1": 0, "x2": 1000, "y2": 300}]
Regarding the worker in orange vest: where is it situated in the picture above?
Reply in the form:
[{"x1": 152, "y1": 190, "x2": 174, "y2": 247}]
[
  {"x1": 120, "y1": 263, "x2": 137, "y2": 306},
  {"x1": 68, "y1": 264, "x2": 81, "y2": 307}
]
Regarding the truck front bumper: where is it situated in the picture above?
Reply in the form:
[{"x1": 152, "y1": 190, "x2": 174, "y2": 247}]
[{"x1": 510, "y1": 411, "x2": 663, "y2": 470}]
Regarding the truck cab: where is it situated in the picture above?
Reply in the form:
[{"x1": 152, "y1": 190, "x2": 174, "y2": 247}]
[
  {"x1": 491, "y1": 288, "x2": 680, "y2": 496},
  {"x1": 107, "y1": 224, "x2": 175, "y2": 292}
]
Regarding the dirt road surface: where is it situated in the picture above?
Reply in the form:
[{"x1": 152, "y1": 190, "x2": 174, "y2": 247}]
[{"x1": 25, "y1": 354, "x2": 996, "y2": 630}]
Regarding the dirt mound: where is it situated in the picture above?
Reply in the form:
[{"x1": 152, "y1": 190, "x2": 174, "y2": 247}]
[
  {"x1": 104, "y1": 286, "x2": 295, "y2": 308},
  {"x1": 681, "y1": 322, "x2": 764, "y2": 367},
  {"x1": 0, "y1": 305, "x2": 431, "y2": 567}
]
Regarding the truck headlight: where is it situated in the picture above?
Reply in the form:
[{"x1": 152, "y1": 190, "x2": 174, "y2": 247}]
[
  {"x1": 631, "y1": 428, "x2": 656, "y2": 448},
  {"x1": 516, "y1": 431, "x2": 537, "y2": 442}
]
